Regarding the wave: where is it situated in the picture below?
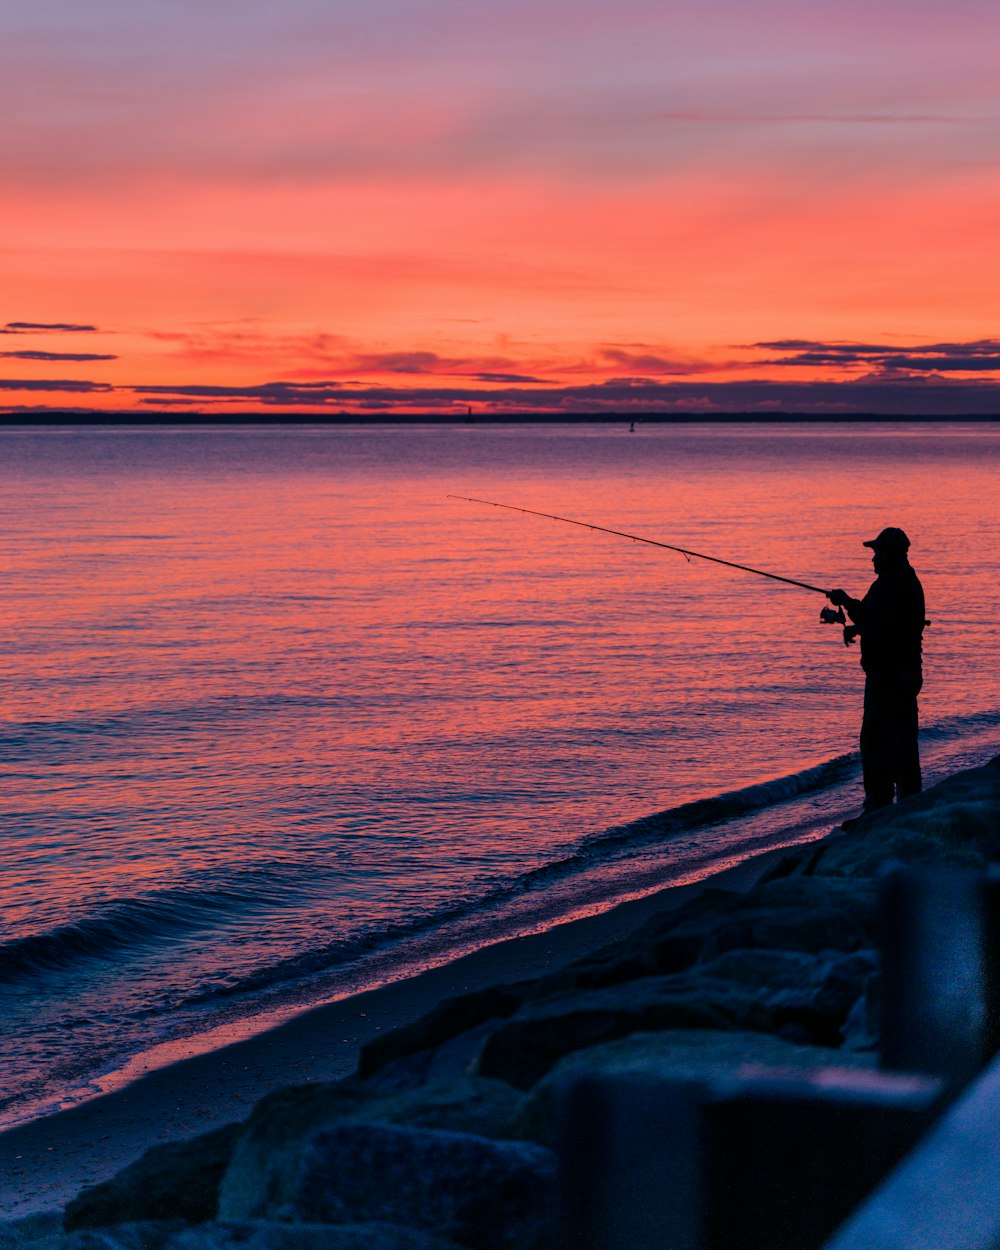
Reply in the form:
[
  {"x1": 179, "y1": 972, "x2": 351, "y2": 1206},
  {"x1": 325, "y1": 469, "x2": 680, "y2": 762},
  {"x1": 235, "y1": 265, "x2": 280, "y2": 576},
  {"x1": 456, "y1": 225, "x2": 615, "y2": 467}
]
[
  {"x1": 0, "y1": 693, "x2": 361, "y2": 759},
  {"x1": 186, "y1": 719, "x2": 1000, "y2": 1007},
  {"x1": 919, "y1": 706, "x2": 1000, "y2": 742},
  {"x1": 8, "y1": 710, "x2": 997, "y2": 1003},
  {"x1": 0, "y1": 884, "x2": 289, "y2": 986},
  {"x1": 179, "y1": 749, "x2": 866, "y2": 1007},
  {"x1": 580, "y1": 752, "x2": 860, "y2": 854}
]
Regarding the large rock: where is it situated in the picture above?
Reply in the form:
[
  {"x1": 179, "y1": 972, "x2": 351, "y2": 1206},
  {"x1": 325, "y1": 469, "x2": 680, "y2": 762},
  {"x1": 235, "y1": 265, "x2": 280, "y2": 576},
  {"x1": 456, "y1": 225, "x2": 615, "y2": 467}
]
[
  {"x1": 695, "y1": 947, "x2": 878, "y2": 1045},
  {"x1": 650, "y1": 877, "x2": 877, "y2": 970},
  {"x1": 812, "y1": 757, "x2": 1000, "y2": 878},
  {"x1": 219, "y1": 1076, "x2": 525, "y2": 1221},
  {"x1": 278, "y1": 1123, "x2": 556, "y2": 1250},
  {"x1": 64, "y1": 1124, "x2": 242, "y2": 1230},
  {"x1": 515, "y1": 1027, "x2": 878, "y2": 1144},
  {"x1": 25, "y1": 1224, "x2": 183, "y2": 1250},
  {"x1": 5, "y1": 1223, "x2": 461, "y2": 1250},
  {"x1": 168, "y1": 1222, "x2": 465, "y2": 1249},
  {"x1": 525, "y1": 887, "x2": 744, "y2": 996},
  {"x1": 0, "y1": 1212, "x2": 63, "y2": 1250},
  {"x1": 526, "y1": 877, "x2": 877, "y2": 1001},
  {"x1": 357, "y1": 982, "x2": 532, "y2": 1080},
  {"x1": 476, "y1": 974, "x2": 774, "y2": 1089},
  {"x1": 360, "y1": 1018, "x2": 504, "y2": 1094}
]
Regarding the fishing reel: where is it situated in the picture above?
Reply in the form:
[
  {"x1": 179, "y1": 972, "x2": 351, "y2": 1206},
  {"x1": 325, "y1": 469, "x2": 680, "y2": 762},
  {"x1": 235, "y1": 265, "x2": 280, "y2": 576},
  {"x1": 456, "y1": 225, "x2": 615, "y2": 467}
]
[{"x1": 819, "y1": 604, "x2": 861, "y2": 647}]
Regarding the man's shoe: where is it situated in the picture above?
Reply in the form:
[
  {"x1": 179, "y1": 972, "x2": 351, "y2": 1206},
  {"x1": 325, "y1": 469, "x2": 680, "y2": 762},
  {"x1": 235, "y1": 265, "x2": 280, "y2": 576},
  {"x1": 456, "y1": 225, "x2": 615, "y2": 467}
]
[{"x1": 841, "y1": 803, "x2": 892, "y2": 832}]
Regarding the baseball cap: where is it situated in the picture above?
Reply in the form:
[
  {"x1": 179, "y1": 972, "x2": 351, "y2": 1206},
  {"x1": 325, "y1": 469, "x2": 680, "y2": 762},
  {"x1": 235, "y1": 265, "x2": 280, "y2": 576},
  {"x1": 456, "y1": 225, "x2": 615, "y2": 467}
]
[{"x1": 863, "y1": 527, "x2": 910, "y2": 553}]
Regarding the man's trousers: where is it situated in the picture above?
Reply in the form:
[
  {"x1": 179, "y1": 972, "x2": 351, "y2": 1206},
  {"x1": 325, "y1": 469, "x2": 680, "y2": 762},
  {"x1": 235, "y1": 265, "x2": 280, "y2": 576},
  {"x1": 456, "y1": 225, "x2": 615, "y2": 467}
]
[{"x1": 860, "y1": 675, "x2": 922, "y2": 810}]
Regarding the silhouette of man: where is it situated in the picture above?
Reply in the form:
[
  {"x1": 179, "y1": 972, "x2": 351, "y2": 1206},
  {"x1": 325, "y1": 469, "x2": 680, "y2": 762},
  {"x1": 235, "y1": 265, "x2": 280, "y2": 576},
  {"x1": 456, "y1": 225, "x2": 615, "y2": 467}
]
[{"x1": 828, "y1": 527, "x2": 925, "y2": 827}]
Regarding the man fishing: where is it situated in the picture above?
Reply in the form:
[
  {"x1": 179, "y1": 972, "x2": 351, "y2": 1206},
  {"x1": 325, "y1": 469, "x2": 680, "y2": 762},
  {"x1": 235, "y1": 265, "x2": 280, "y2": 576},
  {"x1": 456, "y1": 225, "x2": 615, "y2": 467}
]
[
  {"x1": 827, "y1": 527, "x2": 926, "y2": 829},
  {"x1": 451, "y1": 496, "x2": 928, "y2": 828}
]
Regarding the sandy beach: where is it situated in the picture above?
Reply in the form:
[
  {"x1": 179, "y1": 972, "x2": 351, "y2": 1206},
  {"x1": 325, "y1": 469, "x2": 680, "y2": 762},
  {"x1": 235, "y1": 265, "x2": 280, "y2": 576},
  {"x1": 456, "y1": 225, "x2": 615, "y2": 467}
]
[{"x1": 0, "y1": 844, "x2": 795, "y2": 1220}]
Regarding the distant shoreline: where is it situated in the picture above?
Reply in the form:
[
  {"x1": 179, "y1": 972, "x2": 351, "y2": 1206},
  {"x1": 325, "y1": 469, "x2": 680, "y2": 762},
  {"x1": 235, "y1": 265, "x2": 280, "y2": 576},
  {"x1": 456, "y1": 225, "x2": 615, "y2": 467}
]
[{"x1": 2, "y1": 411, "x2": 1000, "y2": 426}]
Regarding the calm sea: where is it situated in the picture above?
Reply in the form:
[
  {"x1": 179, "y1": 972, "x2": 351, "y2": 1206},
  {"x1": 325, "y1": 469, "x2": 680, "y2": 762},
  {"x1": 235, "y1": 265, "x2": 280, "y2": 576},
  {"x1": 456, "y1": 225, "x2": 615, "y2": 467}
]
[{"x1": 2, "y1": 421, "x2": 999, "y2": 1128}]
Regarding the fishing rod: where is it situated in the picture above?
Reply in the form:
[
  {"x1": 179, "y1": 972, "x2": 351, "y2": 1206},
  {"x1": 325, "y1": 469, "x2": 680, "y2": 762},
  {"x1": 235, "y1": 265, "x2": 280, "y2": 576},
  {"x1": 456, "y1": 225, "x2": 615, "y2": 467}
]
[{"x1": 448, "y1": 494, "x2": 834, "y2": 598}]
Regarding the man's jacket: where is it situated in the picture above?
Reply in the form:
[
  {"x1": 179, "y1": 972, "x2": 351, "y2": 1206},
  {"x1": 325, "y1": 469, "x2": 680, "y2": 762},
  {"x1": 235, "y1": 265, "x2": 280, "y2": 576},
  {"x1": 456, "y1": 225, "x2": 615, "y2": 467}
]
[{"x1": 844, "y1": 562, "x2": 925, "y2": 690}]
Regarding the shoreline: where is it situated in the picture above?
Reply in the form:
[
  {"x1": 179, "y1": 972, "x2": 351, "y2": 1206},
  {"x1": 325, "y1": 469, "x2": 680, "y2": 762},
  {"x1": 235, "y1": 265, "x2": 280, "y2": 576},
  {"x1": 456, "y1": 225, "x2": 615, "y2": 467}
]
[
  {"x1": 0, "y1": 838, "x2": 802, "y2": 1220},
  {"x1": 0, "y1": 783, "x2": 848, "y2": 1136},
  {"x1": 4, "y1": 413, "x2": 1000, "y2": 425}
]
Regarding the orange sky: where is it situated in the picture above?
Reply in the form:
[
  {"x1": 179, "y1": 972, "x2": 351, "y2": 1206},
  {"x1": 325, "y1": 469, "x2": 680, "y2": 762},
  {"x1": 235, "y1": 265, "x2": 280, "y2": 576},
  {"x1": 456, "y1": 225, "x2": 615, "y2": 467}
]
[{"x1": 3, "y1": 0, "x2": 1000, "y2": 414}]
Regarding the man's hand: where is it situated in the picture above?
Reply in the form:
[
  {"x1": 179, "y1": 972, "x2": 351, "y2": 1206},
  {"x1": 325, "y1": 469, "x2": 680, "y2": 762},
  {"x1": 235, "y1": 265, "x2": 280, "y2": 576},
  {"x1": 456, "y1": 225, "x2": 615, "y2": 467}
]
[
  {"x1": 827, "y1": 588, "x2": 851, "y2": 607},
  {"x1": 843, "y1": 625, "x2": 860, "y2": 647}
]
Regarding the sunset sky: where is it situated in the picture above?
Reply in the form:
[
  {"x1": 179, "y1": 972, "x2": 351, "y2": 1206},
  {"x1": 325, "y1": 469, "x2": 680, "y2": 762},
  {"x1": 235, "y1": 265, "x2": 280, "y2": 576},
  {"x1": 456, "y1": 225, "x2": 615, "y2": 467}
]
[{"x1": 4, "y1": 0, "x2": 1000, "y2": 415}]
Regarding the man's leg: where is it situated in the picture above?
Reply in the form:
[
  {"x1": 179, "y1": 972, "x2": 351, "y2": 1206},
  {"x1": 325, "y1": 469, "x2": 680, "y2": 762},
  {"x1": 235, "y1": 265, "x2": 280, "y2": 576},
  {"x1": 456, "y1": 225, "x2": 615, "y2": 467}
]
[
  {"x1": 861, "y1": 678, "x2": 895, "y2": 810},
  {"x1": 892, "y1": 692, "x2": 922, "y2": 800}
]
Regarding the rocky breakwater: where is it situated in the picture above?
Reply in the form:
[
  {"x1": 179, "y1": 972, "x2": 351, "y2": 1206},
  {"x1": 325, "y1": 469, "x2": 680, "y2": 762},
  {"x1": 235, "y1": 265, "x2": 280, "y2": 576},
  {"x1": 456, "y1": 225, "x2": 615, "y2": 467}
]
[{"x1": 6, "y1": 756, "x2": 1000, "y2": 1250}]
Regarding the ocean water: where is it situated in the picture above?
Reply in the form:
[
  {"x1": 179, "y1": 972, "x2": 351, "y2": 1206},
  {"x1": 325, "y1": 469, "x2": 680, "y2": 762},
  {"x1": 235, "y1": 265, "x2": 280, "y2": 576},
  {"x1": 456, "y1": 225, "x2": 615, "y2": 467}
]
[{"x1": 2, "y1": 421, "x2": 999, "y2": 1129}]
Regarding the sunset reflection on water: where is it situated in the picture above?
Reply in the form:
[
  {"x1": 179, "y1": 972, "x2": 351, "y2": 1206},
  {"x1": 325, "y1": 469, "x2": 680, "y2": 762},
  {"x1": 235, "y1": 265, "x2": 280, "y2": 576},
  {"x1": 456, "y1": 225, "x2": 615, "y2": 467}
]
[{"x1": 1, "y1": 421, "x2": 998, "y2": 1124}]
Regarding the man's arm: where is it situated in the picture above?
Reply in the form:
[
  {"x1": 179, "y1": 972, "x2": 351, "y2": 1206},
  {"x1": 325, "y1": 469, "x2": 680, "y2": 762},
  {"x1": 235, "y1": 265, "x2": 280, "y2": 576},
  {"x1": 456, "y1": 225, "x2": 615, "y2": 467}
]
[{"x1": 828, "y1": 587, "x2": 865, "y2": 623}]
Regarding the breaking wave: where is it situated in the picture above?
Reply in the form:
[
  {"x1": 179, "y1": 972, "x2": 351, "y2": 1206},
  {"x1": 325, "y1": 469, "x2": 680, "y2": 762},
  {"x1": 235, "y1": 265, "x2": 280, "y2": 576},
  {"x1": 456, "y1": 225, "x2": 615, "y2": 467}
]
[{"x1": 0, "y1": 883, "x2": 293, "y2": 987}]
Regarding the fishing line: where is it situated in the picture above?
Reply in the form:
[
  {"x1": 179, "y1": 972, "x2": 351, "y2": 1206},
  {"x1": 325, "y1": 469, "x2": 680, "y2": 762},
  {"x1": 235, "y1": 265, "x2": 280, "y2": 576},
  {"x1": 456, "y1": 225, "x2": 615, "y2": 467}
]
[{"x1": 448, "y1": 494, "x2": 832, "y2": 596}]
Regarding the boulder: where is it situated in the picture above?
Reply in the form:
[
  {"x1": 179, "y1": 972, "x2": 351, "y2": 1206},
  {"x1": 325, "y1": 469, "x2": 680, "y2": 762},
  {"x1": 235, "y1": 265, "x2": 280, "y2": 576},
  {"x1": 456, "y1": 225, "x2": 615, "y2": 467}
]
[
  {"x1": 360, "y1": 1019, "x2": 504, "y2": 1094},
  {"x1": 219, "y1": 1076, "x2": 525, "y2": 1221},
  {"x1": 813, "y1": 827, "x2": 986, "y2": 879},
  {"x1": 812, "y1": 757, "x2": 1000, "y2": 878},
  {"x1": 525, "y1": 887, "x2": 743, "y2": 996},
  {"x1": 516, "y1": 1027, "x2": 878, "y2": 1144},
  {"x1": 476, "y1": 975, "x2": 773, "y2": 1089},
  {"x1": 357, "y1": 982, "x2": 532, "y2": 1080},
  {"x1": 840, "y1": 987, "x2": 879, "y2": 1052},
  {"x1": 695, "y1": 947, "x2": 879, "y2": 1045},
  {"x1": 526, "y1": 877, "x2": 876, "y2": 1001},
  {"x1": 278, "y1": 1123, "x2": 556, "y2": 1250},
  {"x1": 686, "y1": 947, "x2": 821, "y2": 988},
  {"x1": 4, "y1": 1224, "x2": 461, "y2": 1250},
  {"x1": 64, "y1": 1124, "x2": 242, "y2": 1230},
  {"x1": 167, "y1": 1221, "x2": 465, "y2": 1248},
  {"x1": 0, "y1": 1212, "x2": 63, "y2": 1250},
  {"x1": 40, "y1": 1224, "x2": 183, "y2": 1250},
  {"x1": 665, "y1": 877, "x2": 877, "y2": 969}
]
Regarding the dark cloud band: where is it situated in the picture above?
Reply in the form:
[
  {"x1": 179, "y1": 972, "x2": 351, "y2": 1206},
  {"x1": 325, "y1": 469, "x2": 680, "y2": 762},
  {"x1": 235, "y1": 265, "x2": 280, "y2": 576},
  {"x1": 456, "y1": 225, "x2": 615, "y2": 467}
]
[
  {"x1": 128, "y1": 377, "x2": 1000, "y2": 415},
  {"x1": 0, "y1": 351, "x2": 117, "y2": 362},
  {"x1": 0, "y1": 379, "x2": 112, "y2": 392},
  {"x1": 3, "y1": 322, "x2": 99, "y2": 334},
  {"x1": 753, "y1": 338, "x2": 1000, "y2": 375}
]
